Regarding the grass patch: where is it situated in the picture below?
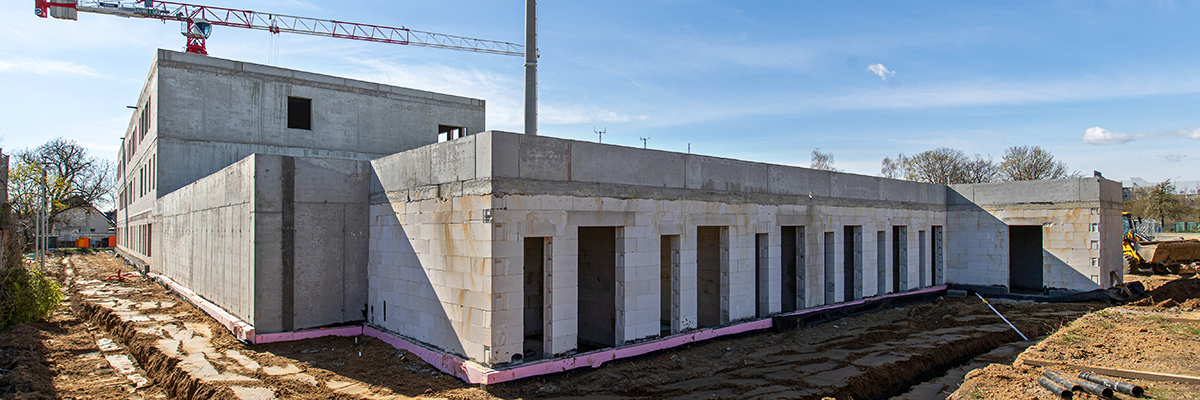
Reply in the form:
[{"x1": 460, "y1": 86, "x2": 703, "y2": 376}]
[
  {"x1": 1165, "y1": 324, "x2": 1200, "y2": 338},
  {"x1": 969, "y1": 392, "x2": 983, "y2": 399},
  {"x1": 1060, "y1": 333, "x2": 1084, "y2": 344},
  {"x1": 1142, "y1": 315, "x2": 1169, "y2": 324}
]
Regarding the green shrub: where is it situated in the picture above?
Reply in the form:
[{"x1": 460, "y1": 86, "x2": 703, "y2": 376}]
[{"x1": 0, "y1": 265, "x2": 63, "y2": 330}]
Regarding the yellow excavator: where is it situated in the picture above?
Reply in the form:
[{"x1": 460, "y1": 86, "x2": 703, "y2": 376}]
[{"x1": 1123, "y1": 212, "x2": 1200, "y2": 274}]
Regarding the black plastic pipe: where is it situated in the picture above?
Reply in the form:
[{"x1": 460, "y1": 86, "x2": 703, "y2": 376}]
[
  {"x1": 1079, "y1": 372, "x2": 1145, "y2": 397},
  {"x1": 1038, "y1": 377, "x2": 1073, "y2": 398}
]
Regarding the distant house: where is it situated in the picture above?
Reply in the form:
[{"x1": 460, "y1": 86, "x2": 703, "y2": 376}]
[{"x1": 53, "y1": 205, "x2": 114, "y2": 246}]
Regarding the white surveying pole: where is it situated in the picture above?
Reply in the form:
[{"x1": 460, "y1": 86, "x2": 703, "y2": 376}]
[{"x1": 524, "y1": 0, "x2": 537, "y2": 136}]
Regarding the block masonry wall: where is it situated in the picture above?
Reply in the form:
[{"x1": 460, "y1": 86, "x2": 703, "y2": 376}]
[
  {"x1": 946, "y1": 178, "x2": 1123, "y2": 291},
  {"x1": 158, "y1": 154, "x2": 369, "y2": 333},
  {"x1": 368, "y1": 131, "x2": 948, "y2": 365}
]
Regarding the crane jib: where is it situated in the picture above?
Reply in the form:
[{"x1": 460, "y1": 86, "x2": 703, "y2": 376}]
[{"x1": 35, "y1": 0, "x2": 523, "y2": 57}]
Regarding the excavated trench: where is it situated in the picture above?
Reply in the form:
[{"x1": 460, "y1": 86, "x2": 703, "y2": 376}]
[{"x1": 72, "y1": 284, "x2": 236, "y2": 399}]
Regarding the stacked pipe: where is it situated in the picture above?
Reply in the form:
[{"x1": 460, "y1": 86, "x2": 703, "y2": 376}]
[
  {"x1": 1079, "y1": 372, "x2": 1145, "y2": 397},
  {"x1": 1040, "y1": 369, "x2": 1147, "y2": 398},
  {"x1": 1045, "y1": 370, "x2": 1113, "y2": 397}
]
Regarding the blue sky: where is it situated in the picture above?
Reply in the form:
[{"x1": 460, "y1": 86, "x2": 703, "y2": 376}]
[{"x1": 3, "y1": 0, "x2": 1199, "y2": 184}]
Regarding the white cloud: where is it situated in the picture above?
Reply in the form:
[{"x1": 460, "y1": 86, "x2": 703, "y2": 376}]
[
  {"x1": 865, "y1": 63, "x2": 895, "y2": 80},
  {"x1": 1081, "y1": 126, "x2": 1200, "y2": 145},
  {"x1": 1169, "y1": 128, "x2": 1200, "y2": 140},
  {"x1": 0, "y1": 57, "x2": 102, "y2": 76},
  {"x1": 1082, "y1": 127, "x2": 1136, "y2": 145},
  {"x1": 1164, "y1": 153, "x2": 1186, "y2": 163}
]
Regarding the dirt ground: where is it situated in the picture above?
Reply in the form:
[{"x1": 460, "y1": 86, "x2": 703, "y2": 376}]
[
  {"x1": 950, "y1": 274, "x2": 1200, "y2": 400},
  {"x1": 3, "y1": 252, "x2": 1194, "y2": 400}
]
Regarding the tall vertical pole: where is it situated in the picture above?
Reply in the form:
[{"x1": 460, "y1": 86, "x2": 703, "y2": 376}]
[
  {"x1": 524, "y1": 0, "x2": 537, "y2": 136},
  {"x1": 38, "y1": 169, "x2": 46, "y2": 271}
]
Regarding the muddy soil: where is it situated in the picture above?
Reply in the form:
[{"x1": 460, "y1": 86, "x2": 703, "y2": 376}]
[
  {"x1": 951, "y1": 274, "x2": 1200, "y2": 400},
  {"x1": 3, "y1": 253, "x2": 1133, "y2": 400},
  {"x1": 481, "y1": 298, "x2": 1099, "y2": 399}
]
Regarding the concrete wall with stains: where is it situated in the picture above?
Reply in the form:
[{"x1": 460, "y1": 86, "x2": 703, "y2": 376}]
[
  {"x1": 157, "y1": 153, "x2": 370, "y2": 333},
  {"x1": 368, "y1": 131, "x2": 948, "y2": 366},
  {"x1": 947, "y1": 178, "x2": 1123, "y2": 292}
]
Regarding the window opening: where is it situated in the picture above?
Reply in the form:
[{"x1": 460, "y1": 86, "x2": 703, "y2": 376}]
[
  {"x1": 287, "y1": 96, "x2": 312, "y2": 130},
  {"x1": 438, "y1": 124, "x2": 467, "y2": 143}
]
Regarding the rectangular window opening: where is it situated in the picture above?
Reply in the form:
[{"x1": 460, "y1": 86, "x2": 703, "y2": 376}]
[
  {"x1": 780, "y1": 226, "x2": 805, "y2": 312},
  {"x1": 578, "y1": 227, "x2": 617, "y2": 351},
  {"x1": 438, "y1": 124, "x2": 467, "y2": 143},
  {"x1": 1009, "y1": 225, "x2": 1044, "y2": 293},
  {"x1": 892, "y1": 226, "x2": 908, "y2": 292},
  {"x1": 522, "y1": 237, "x2": 548, "y2": 362},
  {"x1": 287, "y1": 96, "x2": 312, "y2": 130},
  {"x1": 843, "y1": 226, "x2": 862, "y2": 302},
  {"x1": 696, "y1": 226, "x2": 726, "y2": 328}
]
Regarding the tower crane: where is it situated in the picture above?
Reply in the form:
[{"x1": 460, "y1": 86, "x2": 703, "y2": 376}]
[{"x1": 33, "y1": 0, "x2": 539, "y2": 135}]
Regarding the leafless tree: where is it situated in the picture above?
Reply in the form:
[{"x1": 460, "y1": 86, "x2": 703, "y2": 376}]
[
  {"x1": 8, "y1": 138, "x2": 114, "y2": 248},
  {"x1": 958, "y1": 154, "x2": 1000, "y2": 184},
  {"x1": 1000, "y1": 145, "x2": 1077, "y2": 181},
  {"x1": 810, "y1": 148, "x2": 837, "y2": 171},
  {"x1": 904, "y1": 147, "x2": 998, "y2": 185},
  {"x1": 880, "y1": 153, "x2": 908, "y2": 179}
]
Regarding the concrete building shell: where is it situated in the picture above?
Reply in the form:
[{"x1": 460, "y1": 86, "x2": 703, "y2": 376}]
[{"x1": 114, "y1": 51, "x2": 1124, "y2": 371}]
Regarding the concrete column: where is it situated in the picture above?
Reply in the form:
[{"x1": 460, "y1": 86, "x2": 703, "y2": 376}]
[
  {"x1": 719, "y1": 226, "x2": 731, "y2": 325},
  {"x1": 823, "y1": 231, "x2": 835, "y2": 305},
  {"x1": 679, "y1": 231, "x2": 698, "y2": 330},
  {"x1": 876, "y1": 230, "x2": 887, "y2": 296},
  {"x1": 614, "y1": 227, "x2": 627, "y2": 344},
  {"x1": 548, "y1": 231, "x2": 577, "y2": 356},
  {"x1": 796, "y1": 228, "x2": 806, "y2": 309}
]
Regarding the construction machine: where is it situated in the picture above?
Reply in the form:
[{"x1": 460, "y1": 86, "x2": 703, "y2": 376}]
[{"x1": 1122, "y1": 212, "x2": 1200, "y2": 274}]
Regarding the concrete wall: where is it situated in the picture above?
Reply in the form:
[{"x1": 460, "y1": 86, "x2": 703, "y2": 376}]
[
  {"x1": 153, "y1": 49, "x2": 485, "y2": 197},
  {"x1": 158, "y1": 154, "x2": 370, "y2": 333},
  {"x1": 158, "y1": 155, "x2": 255, "y2": 323},
  {"x1": 368, "y1": 131, "x2": 947, "y2": 365},
  {"x1": 946, "y1": 178, "x2": 1123, "y2": 291},
  {"x1": 116, "y1": 49, "x2": 485, "y2": 270}
]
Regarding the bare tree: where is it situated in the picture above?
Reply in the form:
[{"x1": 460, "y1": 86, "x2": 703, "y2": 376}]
[
  {"x1": 958, "y1": 154, "x2": 1000, "y2": 184},
  {"x1": 880, "y1": 153, "x2": 908, "y2": 179},
  {"x1": 810, "y1": 148, "x2": 837, "y2": 171},
  {"x1": 904, "y1": 147, "x2": 998, "y2": 185},
  {"x1": 1000, "y1": 145, "x2": 1077, "y2": 181},
  {"x1": 8, "y1": 138, "x2": 114, "y2": 248}
]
